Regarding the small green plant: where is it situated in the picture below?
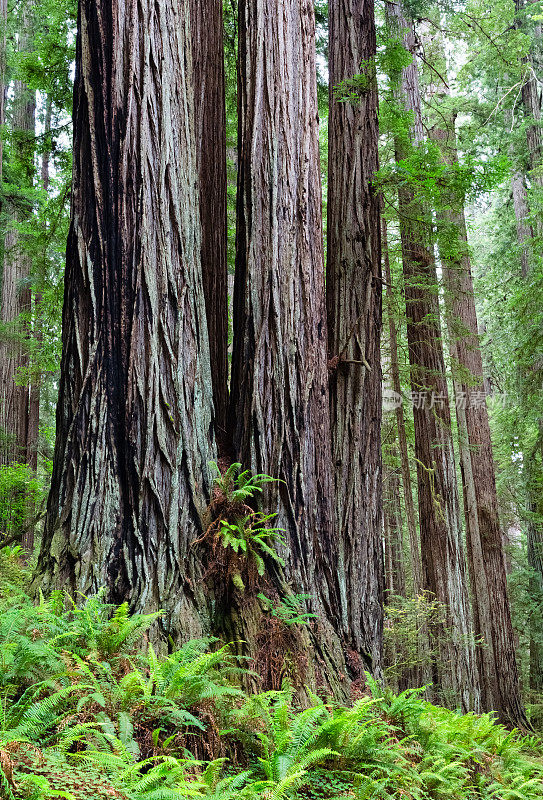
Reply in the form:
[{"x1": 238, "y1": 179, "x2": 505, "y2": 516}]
[
  {"x1": 383, "y1": 592, "x2": 449, "y2": 691},
  {"x1": 210, "y1": 462, "x2": 278, "y2": 506},
  {"x1": 217, "y1": 513, "x2": 285, "y2": 592},
  {"x1": 200, "y1": 465, "x2": 285, "y2": 593},
  {"x1": 257, "y1": 593, "x2": 318, "y2": 627}
]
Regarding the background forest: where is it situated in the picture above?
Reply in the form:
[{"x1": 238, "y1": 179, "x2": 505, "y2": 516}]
[{"x1": 0, "y1": 0, "x2": 543, "y2": 797}]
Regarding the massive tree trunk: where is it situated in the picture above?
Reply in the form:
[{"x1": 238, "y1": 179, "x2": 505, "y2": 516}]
[
  {"x1": 190, "y1": 0, "x2": 229, "y2": 439},
  {"x1": 326, "y1": 0, "x2": 384, "y2": 673},
  {"x1": 382, "y1": 217, "x2": 422, "y2": 596},
  {"x1": 385, "y1": 0, "x2": 479, "y2": 712},
  {"x1": 231, "y1": 0, "x2": 348, "y2": 688},
  {"x1": 430, "y1": 110, "x2": 527, "y2": 726},
  {"x1": 0, "y1": 5, "x2": 36, "y2": 467},
  {"x1": 36, "y1": 0, "x2": 215, "y2": 641}
]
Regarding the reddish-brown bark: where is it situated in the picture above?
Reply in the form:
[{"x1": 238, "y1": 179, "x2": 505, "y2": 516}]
[
  {"x1": 37, "y1": 0, "x2": 216, "y2": 640},
  {"x1": 231, "y1": 0, "x2": 348, "y2": 685},
  {"x1": 326, "y1": 0, "x2": 384, "y2": 673},
  {"x1": 385, "y1": 0, "x2": 478, "y2": 711},
  {"x1": 190, "y1": 0, "x2": 229, "y2": 439}
]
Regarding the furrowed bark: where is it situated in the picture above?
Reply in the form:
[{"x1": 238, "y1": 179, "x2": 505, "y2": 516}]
[
  {"x1": 190, "y1": 0, "x2": 229, "y2": 439},
  {"x1": 326, "y1": 0, "x2": 384, "y2": 674},
  {"x1": 37, "y1": 0, "x2": 215, "y2": 640},
  {"x1": 231, "y1": 0, "x2": 348, "y2": 691},
  {"x1": 385, "y1": 0, "x2": 479, "y2": 712}
]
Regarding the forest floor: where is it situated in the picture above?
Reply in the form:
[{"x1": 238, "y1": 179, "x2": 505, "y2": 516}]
[{"x1": 1, "y1": 545, "x2": 542, "y2": 800}]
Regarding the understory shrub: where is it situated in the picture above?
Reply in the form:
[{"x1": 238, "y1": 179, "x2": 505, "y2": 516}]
[{"x1": 0, "y1": 557, "x2": 541, "y2": 800}]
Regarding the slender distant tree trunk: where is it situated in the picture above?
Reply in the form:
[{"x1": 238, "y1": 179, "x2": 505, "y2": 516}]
[
  {"x1": 383, "y1": 509, "x2": 394, "y2": 602},
  {"x1": 0, "y1": 5, "x2": 36, "y2": 468},
  {"x1": 516, "y1": 0, "x2": 543, "y2": 199},
  {"x1": 509, "y1": 169, "x2": 543, "y2": 693},
  {"x1": 190, "y1": 0, "x2": 229, "y2": 439},
  {"x1": 23, "y1": 97, "x2": 53, "y2": 553},
  {"x1": 26, "y1": 98, "x2": 52, "y2": 480},
  {"x1": 384, "y1": 463, "x2": 406, "y2": 599},
  {"x1": 37, "y1": 0, "x2": 215, "y2": 641},
  {"x1": 382, "y1": 217, "x2": 422, "y2": 595},
  {"x1": 510, "y1": 3, "x2": 543, "y2": 695},
  {"x1": 430, "y1": 105, "x2": 527, "y2": 726},
  {"x1": 231, "y1": 0, "x2": 348, "y2": 688},
  {"x1": 326, "y1": 0, "x2": 384, "y2": 674},
  {"x1": 385, "y1": 0, "x2": 478, "y2": 712},
  {"x1": 511, "y1": 170, "x2": 533, "y2": 274}
]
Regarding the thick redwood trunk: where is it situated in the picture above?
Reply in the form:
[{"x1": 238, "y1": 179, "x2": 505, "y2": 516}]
[
  {"x1": 190, "y1": 0, "x2": 229, "y2": 439},
  {"x1": 231, "y1": 0, "x2": 347, "y2": 686},
  {"x1": 37, "y1": 0, "x2": 215, "y2": 641},
  {"x1": 326, "y1": 0, "x2": 384, "y2": 673},
  {"x1": 385, "y1": 0, "x2": 478, "y2": 711}
]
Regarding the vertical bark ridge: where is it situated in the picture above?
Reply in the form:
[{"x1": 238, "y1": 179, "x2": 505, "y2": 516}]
[
  {"x1": 231, "y1": 0, "x2": 348, "y2": 686},
  {"x1": 38, "y1": 0, "x2": 215, "y2": 640},
  {"x1": 326, "y1": 0, "x2": 384, "y2": 673},
  {"x1": 190, "y1": 0, "x2": 229, "y2": 439}
]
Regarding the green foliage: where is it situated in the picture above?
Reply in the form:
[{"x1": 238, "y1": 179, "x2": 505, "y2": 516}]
[
  {"x1": 0, "y1": 464, "x2": 42, "y2": 540},
  {"x1": 383, "y1": 593, "x2": 449, "y2": 685},
  {"x1": 210, "y1": 462, "x2": 278, "y2": 507},
  {"x1": 216, "y1": 513, "x2": 285, "y2": 591},
  {"x1": 206, "y1": 465, "x2": 285, "y2": 592},
  {"x1": 257, "y1": 593, "x2": 318, "y2": 627},
  {"x1": 0, "y1": 583, "x2": 540, "y2": 800}
]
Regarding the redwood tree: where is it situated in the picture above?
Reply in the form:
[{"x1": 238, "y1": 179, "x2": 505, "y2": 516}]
[
  {"x1": 385, "y1": 0, "x2": 478, "y2": 711},
  {"x1": 37, "y1": 0, "x2": 215, "y2": 640},
  {"x1": 231, "y1": 0, "x2": 345, "y2": 670},
  {"x1": 326, "y1": 0, "x2": 384, "y2": 673},
  {"x1": 0, "y1": 4, "x2": 36, "y2": 467},
  {"x1": 427, "y1": 43, "x2": 527, "y2": 724}
]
